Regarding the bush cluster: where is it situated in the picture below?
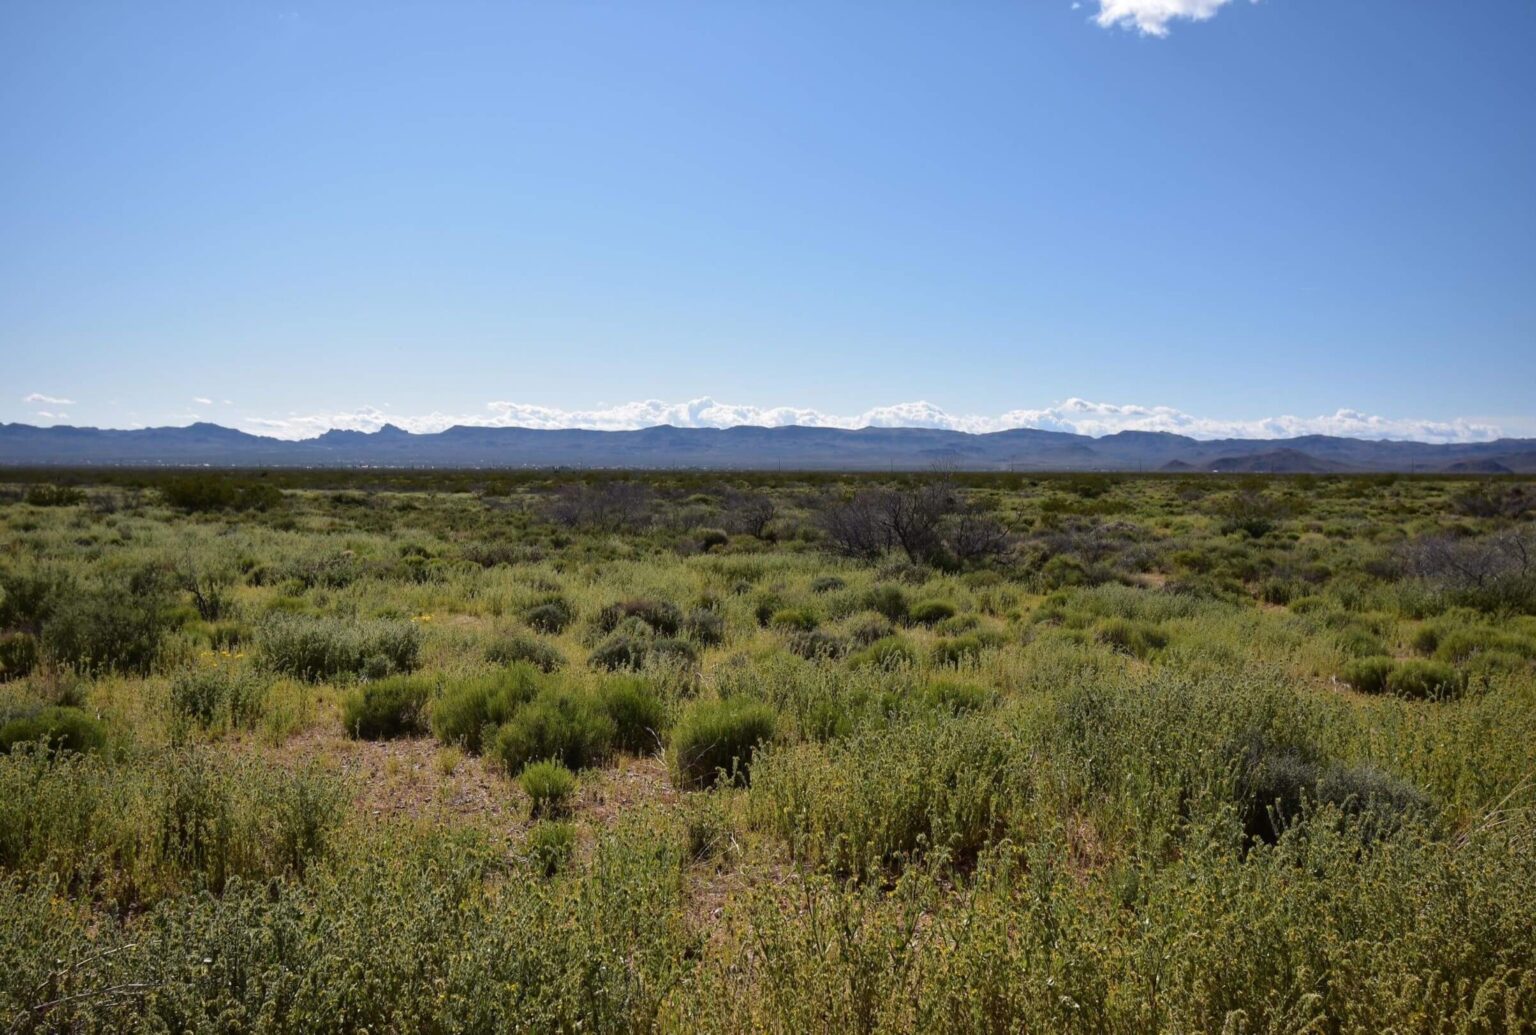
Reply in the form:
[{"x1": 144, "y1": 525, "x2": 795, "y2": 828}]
[
  {"x1": 170, "y1": 666, "x2": 268, "y2": 729},
  {"x1": 0, "y1": 706, "x2": 107, "y2": 755},
  {"x1": 342, "y1": 675, "x2": 430, "y2": 739},
  {"x1": 670, "y1": 696, "x2": 777, "y2": 789},
  {"x1": 258, "y1": 614, "x2": 422, "y2": 682}
]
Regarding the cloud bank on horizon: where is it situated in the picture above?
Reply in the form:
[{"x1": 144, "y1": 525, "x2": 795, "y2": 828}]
[
  {"x1": 222, "y1": 398, "x2": 1503, "y2": 445},
  {"x1": 1091, "y1": 0, "x2": 1247, "y2": 37}
]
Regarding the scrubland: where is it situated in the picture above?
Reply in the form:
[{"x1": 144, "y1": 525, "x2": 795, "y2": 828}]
[{"x1": 1, "y1": 470, "x2": 1534, "y2": 1033}]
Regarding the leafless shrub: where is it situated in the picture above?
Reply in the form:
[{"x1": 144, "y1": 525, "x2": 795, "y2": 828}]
[
  {"x1": 177, "y1": 557, "x2": 236, "y2": 622},
  {"x1": 544, "y1": 481, "x2": 654, "y2": 533},
  {"x1": 1451, "y1": 483, "x2": 1535, "y2": 520},
  {"x1": 723, "y1": 490, "x2": 775, "y2": 538},
  {"x1": 818, "y1": 479, "x2": 1010, "y2": 568},
  {"x1": 886, "y1": 482, "x2": 954, "y2": 566},
  {"x1": 818, "y1": 490, "x2": 894, "y2": 560},
  {"x1": 945, "y1": 506, "x2": 1012, "y2": 567},
  {"x1": 1397, "y1": 528, "x2": 1536, "y2": 613}
]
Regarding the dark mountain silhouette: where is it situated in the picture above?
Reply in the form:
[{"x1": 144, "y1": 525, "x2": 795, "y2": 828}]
[
  {"x1": 1, "y1": 421, "x2": 1534, "y2": 472},
  {"x1": 1202, "y1": 448, "x2": 1352, "y2": 474},
  {"x1": 1443, "y1": 458, "x2": 1515, "y2": 474}
]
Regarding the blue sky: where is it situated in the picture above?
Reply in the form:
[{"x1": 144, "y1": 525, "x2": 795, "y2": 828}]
[{"x1": 3, "y1": 0, "x2": 1533, "y2": 441}]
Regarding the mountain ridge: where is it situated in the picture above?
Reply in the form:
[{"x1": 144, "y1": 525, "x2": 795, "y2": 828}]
[{"x1": 1, "y1": 421, "x2": 1533, "y2": 473}]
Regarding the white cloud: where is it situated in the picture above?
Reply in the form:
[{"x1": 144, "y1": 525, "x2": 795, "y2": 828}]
[
  {"x1": 1092, "y1": 0, "x2": 1244, "y2": 36},
  {"x1": 193, "y1": 397, "x2": 214, "y2": 406},
  {"x1": 33, "y1": 411, "x2": 70, "y2": 420},
  {"x1": 232, "y1": 397, "x2": 1503, "y2": 445},
  {"x1": 23, "y1": 392, "x2": 75, "y2": 406}
]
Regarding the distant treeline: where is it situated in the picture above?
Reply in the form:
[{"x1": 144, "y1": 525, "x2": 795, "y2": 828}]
[{"x1": 0, "y1": 465, "x2": 1520, "y2": 497}]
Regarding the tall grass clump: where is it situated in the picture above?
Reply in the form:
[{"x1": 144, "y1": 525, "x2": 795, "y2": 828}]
[
  {"x1": 670, "y1": 696, "x2": 777, "y2": 789},
  {"x1": 257, "y1": 613, "x2": 421, "y2": 681},
  {"x1": 431, "y1": 664, "x2": 544, "y2": 752},
  {"x1": 170, "y1": 666, "x2": 268, "y2": 729},
  {"x1": 342, "y1": 675, "x2": 430, "y2": 739},
  {"x1": 520, "y1": 760, "x2": 577, "y2": 818},
  {"x1": 596, "y1": 676, "x2": 668, "y2": 755},
  {"x1": 0, "y1": 706, "x2": 107, "y2": 755},
  {"x1": 0, "y1": 631, "x2": 39, "y2": 681},
  {"x1": 484, "y1": 631, "x2": 565, "y2": 672},
  {"x1": 41, "y1": 572, "x2": 175, "y2": 675},
  {"x1": 750, "y1": 714, "x2": 1022, "y2": 880},
  {"x1": 492, "y1": 688, "x2": 615, "y2": 774}
]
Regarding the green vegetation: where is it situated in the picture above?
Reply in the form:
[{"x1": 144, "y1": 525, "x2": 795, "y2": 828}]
[
  {"x1": 341, "y1": 674, "x2": 430, "y2": 739},
  {"x1": 520, "y1": 759, "x2": 577, "y2": 817},
  {"x1": 671, "y1": 695, "x2": 777, "y2": 788},
  {"x1": 0, "y1": 470, "x2": 1533, "y2": 1031}
]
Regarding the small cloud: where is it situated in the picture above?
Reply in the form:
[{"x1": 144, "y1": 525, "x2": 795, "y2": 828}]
[
  {"x1": 23, "y1": 392, "x2": 75, "y2": 406},
  {"x1": 1092, "y1": 0, "x2": 1245, "y2": 37},
  {"x1": 193, "y1": 396, "x2": 214, "y2": 406},
  {"x1": 34, "y1": 411, "x2": 70, "y2": 420}
]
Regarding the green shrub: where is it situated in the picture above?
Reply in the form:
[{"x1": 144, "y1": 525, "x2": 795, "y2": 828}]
[
  {"x1": 520, "y1": 760, "x2": 577, "y2": 817},
  {"x1": 597, "y1": 676, "x2": 667, "y2": 755},
  {"x1": 525, "y1": 819, "x2": 576, "y2": 877},
  {"x1": 752, "y1": 595, "x2": 783, "y2": 627},
  {"x1": 810, "y1": 576, "x2": 846, "y2": 594},
  {"x1": 342, "y1": 675, "x2": 430, "y2": 739},
  {"x1": 920, "y1": 679, "x2": 994, "y2": 715},
  {"x1": 23, "y1": 484, "x2": 84, "y2": 507},
  {"x1": 863, "y1": 585, "x2": 909, "y2": 623},
  {"x1": 789, "y1": 629, "x2": 845, "y2": 660},
  {"x1": 909, "y1": 600, "x2": 956, "y2": 626},
  {"x1": 41, "y1": 572, "x2": 174, "y2": 676},
  {"x1": 0, "y1": 567, "x2": 65, "y2": 630},
  {"x1": 0, "y1": 706, "x2": 107, "y2": 755},
  {"x1": 492, "y1": 689, "x2": 615, "y2": 774},
  {"x1": 1336, "y1": 627, "x2": 1388, "y2": 658},
  {"x1": 769, "y1": 607, "x2": 818, "y2": 633},
  {"x1": 596, "y1": 599, "x2": 681, "y2": 637},
  {"x1": 588, "y1": 634, "x2": 649, "y2": 671},
  {"x1": 930, "y1": 634, "x2": 992, "y2": 667},
  {"x1": 649, "y1": 637, "x2": 699, "y2": 667},
  {"x1": 683, "y1": 607, "x2": 725, "y2": 646},
  {"x1": 1094, "y1": 617, "x2": 1169, "y2": 659},
  {"x1": 257, "y1": 614, "x2": 421, "y2": 682},
  {"x1": 161, "y1": 475, "x2": 282, "y2": 513},
  {"x1": 750, "y1": 715, "x2": 1019, "y2": 880},
  {"x1": 1410, "y1": 624, "x2": 1441, "y2": 655},
  {"x1": 935, "y1": 613, "x2": 980, "y2": 635},
  {"x1": 697, "y1": 528, "x2": 730, "y2": 551},
  {"x1": 1239, "y1": 741, "x2": 1429, "y2": 845},
  {"x1": 0, "y1": 631, "x2": 39, "y2": 681},
  {"x1": 485, "y1": 632, "x2": 565, "y2": 672},
  {"x1": 588, "y1": 633, "x2": 697, "y2": 672},
  {"x1": 1432, "y1": 626, "x2": 1536, "y2": 664},
  {"x1": 203, "y1": 620, "x2": 250, "y2": 651},
  {"x1": 670, "y1": 696, "x2": 777, "y2": 789},
  {"x1": 1314, "y1": 764, "x2": 1432, "y2": 842},
  {"x1": 431, "y1": 664, "x2": 544, "y2": 752},
  {"x1": 1386, "y1": 659, "x2": 1461, "y2": 700},
  {"x1": 523, "y1": 596, "x2": 575, "y2": 634},
  {"x1": 1339, "y1": 656, "x2": 1395, "y2": 695},
  {"x1": 170, "y1": 666, "x2": 267, "y2": 729},
  {"x1": 848, "y1": 636, "x2": 918, "y2": 671},
  {"x1": 846, "y1": 614, "x2": 893, "y2": 647}
]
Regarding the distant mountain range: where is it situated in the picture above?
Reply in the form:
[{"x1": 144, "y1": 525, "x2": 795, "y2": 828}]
[{"x1": 1, "y1": 421, "x2": 1534, "y2": 473}]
